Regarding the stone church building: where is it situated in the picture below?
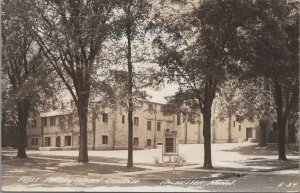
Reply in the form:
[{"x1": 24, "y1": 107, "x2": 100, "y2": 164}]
[{"x1": 26, "y1": 95, "x2": 258, "y2": 150}]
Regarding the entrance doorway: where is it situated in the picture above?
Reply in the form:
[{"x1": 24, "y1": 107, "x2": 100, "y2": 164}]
[
  {"x1": 246, "y1": 127, "x2": 253, "y2": 141},
  {"x1": 56, "y1": 136, "x2": 61, "y2": 147}
]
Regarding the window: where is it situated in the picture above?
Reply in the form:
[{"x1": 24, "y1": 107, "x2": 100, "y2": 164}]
[
  {"x1": 42, "y1": 118, "x2": 47, "y2": 127},
  {"x1": 161, "y1": 105, "x2": 170, "y2": 112},
  {"x1": 133, "y1": 137, "x2": 139, "y2": 146},
  {"x1": 31, "y1": 120, "x2": 37, "y2": 128},
  {"x1": 239, "y1": 125, "x2": 241, "y2": 132},
  {"x1": 45, "y1": 137, "x2": 51, "y2": 147},
  {"x1": 177, "y1": 113, "x2": 181, "y2": 125},
  {"x1": 160, "y1": 105, "x2": 164, "y2": 112},
  {"x1": 56, "y1": 136, "x2": 61, "y2": 147},
  {"x1": 68, "y1": 115, "x2": 72, "y2": 127},
  {"x1": 233, "y1": 121, "x2": 236, "y2": 127},
  {"x1": 103, "y1": 113, "x2": 108, "y2": 122},
  {"x1": 56, "y1": 117, "x2": 60, "y2": 125},
  {"x1": 148, "y1": 104, "x2": 154, "y2": 111},
  {"x1": 50, "y1": 117, "x2": 56, "y2": 126},
  {"x1": 122, "y1": 115, "x2": 125, "y2": 124},
  {"x1": 59, "y1": 116, "x2": 64, "y2": 126},
  {"x1": 65, "y1": 136, "x2": 71, "y2": 146},
  {"x1": 147, "y1": 121, "x2": 151, "y2": 131},
  {"x1": 147, "y1": 139, "x2": 151, "y2": 147},
  {"x1": 157, "y1": 122, "x2": 161, "y2": 131},
  {"x1": 31, "y1": 138, "x2": 38, "y2": 146},
  {"x1": 102, "y1": 135, "x2": 108, "y2": 144},
  {"x1": 134, "y1": 117, "x2": 139, "y2": 126}
]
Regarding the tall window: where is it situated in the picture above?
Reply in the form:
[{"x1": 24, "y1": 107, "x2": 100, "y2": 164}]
[
  {"x1": 102, "y1": 135, "x2": 108, "y2": 144},
  {"x1": 157, "y1": 122, "x2": 161, "y2": 131},
  {"x1": 160, "y1": 105, "x2": 164, "y2": 112},
  {"x1": 103, "y1": 113, "x2": 108, "y2": 122},
  {"x1": 233, "y1": 121, "x2": 236, "y2": 127},
  {"x1": 31, "y1": 138, "x2": 38, "y2": 146},
  {"x1": 59, "y1": 116, "x2": 64, "y2": 126},
  {"x1": 133, "y1": 137, "x2": 139, "y2": 146},
  {"x1": 65, "y1": 136, "x2": 72, "y2": 146},
  {"x1": 42, "y1": 118, "x2": 47, "y2": 127},
  {"x1": 147, "y1": 139, "x2": 151, "y2": 147},
  {"x1": 147, "y1": 121, "x2": 151, "y2": 131},
  {"x1": 31, "y1": 119, "x2": 37, "y2": 128},
  {"x1": 45, "y1": 137, "x2": 51, "y2": 147},
  {"x1": 134, "y1": 117, "x2": 139, "y2": 126},
  {"x1": 177, "y1": 112, "x2": 181, "y2": 125},
  {"x1": 50, "y1": 117, "x2": 56, "y2": 126},
  {"x1": 239, "y1": 125, "x2": 241, "y2": 132},
  {"x1": 148, "y1": 104, "x2": 154, "y2": 111},
  {"x1": 122, "y1": 115, "x2": 125, "y2": 124},
  {"x1": 68, "y1": 115, "x2": 72, "y2": 128}
]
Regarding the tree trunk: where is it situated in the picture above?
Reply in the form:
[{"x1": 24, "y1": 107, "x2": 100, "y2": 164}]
[
  {"x1": 197, "y1": 115, "x2": 201, "y2": 143},
  {"x1": 1, "y1": 112, "x2": 6, "y2": 145},
  {"x1": 202, "y1": 107, "x2": 212, "y2": 169},
  {"x1": 288, "y1": 119, "x2": 296, "y2": 143},
  {"x1": 228, "y1": 112, "x2": 232, "y2": 143},
  {"x1": 16, "y1": 99, "x2": 30, "y2": 158},
  {"x1": 274, "y1": 80, "x2": 287, "y2": 160},
  {"x1": 277, "y1": 117, "x2": 287, "y2": 160},
  {"x1": 153, "y1": 105, "x2": 157, "y2": 149},
  {"x1": 1, "y1": 112, "x2": 6, "y2": 135},
  {"x1": 126, "y1": 18, "x2": 133, "y2": 168},
  {"x1": 258, "y1": 119, "x2": 267, "y2": 147},
  {"x1": 77, "y1": 97, "x2": 89, "y2": 163},
  {"x1": 92, "y1": 110, "x2": 96, "y2": 150},
  {"x1": 184, "y1": 119, "x2": 188, "y2": 144},
  {"x1": 200, "y1": 80, "x2": 216, "y2": 169},
  {"x1": 127, "y1": 101, "x2": 133, "y2": 168}
]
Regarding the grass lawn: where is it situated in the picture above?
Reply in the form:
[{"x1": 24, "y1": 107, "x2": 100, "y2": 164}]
[
  {"x1": 2, "y1": 155, "x2": 147, "y2": 175},
  {"x1": 222, "y1": 143, "x2": 299, "y2": 156}
]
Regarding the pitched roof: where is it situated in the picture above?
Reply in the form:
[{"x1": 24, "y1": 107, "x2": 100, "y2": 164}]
[{"x1": 40, "y1": 109, "x2": 72, "y2": 117}]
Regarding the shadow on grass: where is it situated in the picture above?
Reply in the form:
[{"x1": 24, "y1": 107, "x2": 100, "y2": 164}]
[
  {"x1": 241, "y1": 158, "x2": 299, "y2": 170},
  {"x1": 2, "y1": 155, "x2": 146, "y2": 175},
  {"x1": 197, "y1": 158, "x2": 299, "y2": 172},
  {"x1": 222, "y1": 143, "x2": 299, "y2": 156},
  {"x1": 19, "y1": 154, "x2": 126, "y2": 164}
]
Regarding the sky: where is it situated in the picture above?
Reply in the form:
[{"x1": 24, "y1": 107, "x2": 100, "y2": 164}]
[{"x1": 143, "y1": 83, "x2": 179, "y2": 104}]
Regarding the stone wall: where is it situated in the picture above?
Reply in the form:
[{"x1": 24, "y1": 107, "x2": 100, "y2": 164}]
[{"x1": 27, "y1": 100, "x2": 258, "y2": 150}]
